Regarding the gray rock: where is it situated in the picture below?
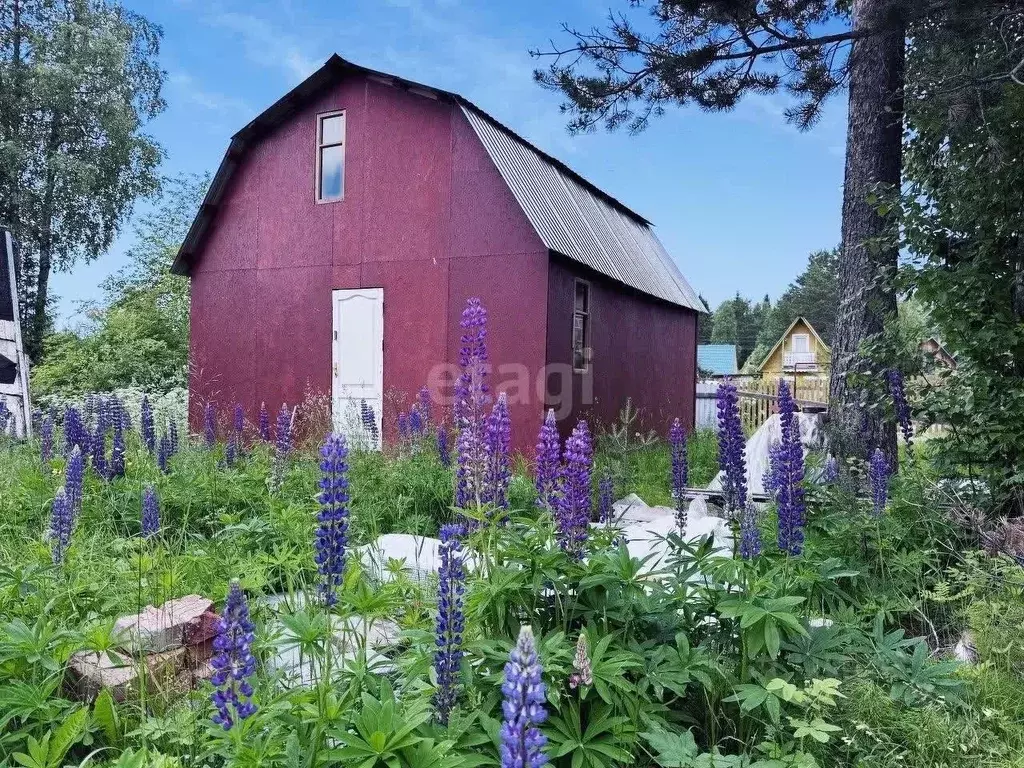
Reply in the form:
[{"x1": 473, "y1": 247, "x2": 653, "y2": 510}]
[
  {"x1": 114, "y1": 595, "x2": 213, "y2": 653},
  {"x1": 68, "y1": 650, "x2": 137, "y2": 702}
]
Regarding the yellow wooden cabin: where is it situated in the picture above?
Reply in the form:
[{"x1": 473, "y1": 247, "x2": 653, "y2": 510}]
[{"x1": 757, "y1": 316, "x2": 831, "y2": 379}]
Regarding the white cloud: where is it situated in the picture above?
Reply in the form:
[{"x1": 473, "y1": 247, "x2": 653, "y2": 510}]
[
  {"x1": 167, "y1": 71, "x2": 253, "y2": 119},
  {"x1": 202, "y1": 8, "x2": 322, "y2": 83}
]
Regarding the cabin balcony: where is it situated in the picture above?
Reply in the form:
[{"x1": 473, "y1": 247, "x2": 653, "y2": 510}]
[{"x1": 783, "y1": 351, "x2": 819, "y2": 371}]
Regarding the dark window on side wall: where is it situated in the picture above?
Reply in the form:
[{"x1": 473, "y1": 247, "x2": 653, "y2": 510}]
[
  {"x1": 316, "y1": 111, "x2": 345, "y2": 202},
  {"x1": 573, "y1": 280, "x2": 590, "y2": 372}
]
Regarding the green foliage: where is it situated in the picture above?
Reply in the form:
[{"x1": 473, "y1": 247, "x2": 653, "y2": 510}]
[
  {"x1": 0, "y1": 0, "x2": 166, "y2": 356},
  {"x1": 32, "y1": 174, "x2": 204, "y2": 397},
  {"x1": 896, "y1": 8, "x2": 1024, "y2": 514},
  {"x1": 2, "y1": 405, "x2": 1024, "y2": 768}
]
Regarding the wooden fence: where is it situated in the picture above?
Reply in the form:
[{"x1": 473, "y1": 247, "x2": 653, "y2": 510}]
[{"x1": 697, "y1": 377, "x2": 829, "y2": 433}]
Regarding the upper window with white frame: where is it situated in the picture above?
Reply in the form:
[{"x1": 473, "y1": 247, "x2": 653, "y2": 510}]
[
  {"x1": 316, "y1": 111, "x2": 345, "y2": 202},
  {"x1": 572, "y1": 280, "x2": 591, "y2": 372}
]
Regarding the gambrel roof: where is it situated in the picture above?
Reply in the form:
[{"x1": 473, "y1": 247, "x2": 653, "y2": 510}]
[{"x1": 172, "y1": 55, "x2": 703, "y2": 312}]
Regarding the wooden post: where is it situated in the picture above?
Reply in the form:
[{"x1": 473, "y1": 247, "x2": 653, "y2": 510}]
[{"x1": 1, "y1": 227, "x2": 32, "y2": 438}]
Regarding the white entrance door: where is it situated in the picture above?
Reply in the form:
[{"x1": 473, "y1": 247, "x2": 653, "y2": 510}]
[{"x1": 332, "y1": 288, "x2": 383, "y2": 448}]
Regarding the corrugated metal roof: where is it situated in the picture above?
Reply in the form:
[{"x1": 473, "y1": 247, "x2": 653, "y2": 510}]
[
  {"x1": 697, "y1": 345, "x2": 739, "y2": 376},
  {"x1": 461, "y1": 105, "x2": 704, "y2": 312}
]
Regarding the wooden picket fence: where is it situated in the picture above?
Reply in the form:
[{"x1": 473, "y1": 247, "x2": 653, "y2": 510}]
[{"x1": 696, "y1": 376, "x2": 829, "y2": 433}]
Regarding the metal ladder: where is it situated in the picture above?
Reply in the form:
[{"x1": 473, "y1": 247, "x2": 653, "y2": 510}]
[{"x1": 0, "y1": 227, "x2": 32, "y2": 438}]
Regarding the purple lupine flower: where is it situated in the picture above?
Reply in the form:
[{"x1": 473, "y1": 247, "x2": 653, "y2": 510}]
[
  {"x1": 49, "y1": 488, "x2": 74, "y2": 565},
  {"x1": 433, "y1": 522, "x2": 467, "y2": 724},
  {"x1": 40, "y1": 413, "x2": 54, "y2": 464},
  {"x1": 437, "y1": 424, "x2": 451, "y2": 468},
  {"x1": 211, "y1": 581, "x2": 258, "y2": 729},
  {"x1": 65, "y1": 446, "x2": 85, "y2": 514},
  {"x1": 115, "y1": 397, "x2": 132, "y2": 432},
  {"x1": 739, "y1": 501, "x2": 762, "y2": 560},
  {"x1": 141, "y1": 396, "x2": 156, "y2": 454},
  {"x1": 715, "y1": 381, "x2": 748, "y2": 515},
  {"x1": 360, "y1": 400, "x2": 378, "y2": 448},
  {"x1": 64, "y1": 406, "x2": 87, "y2": 454},
  {"x1": 669, "y1": 418, "x2": 688, "y2": 529},
  {"x1": 398, "y1": 412, "x2": 410, "y2": 442},
  {"x1": 454, "y1": 298, "x2": 490, "y2": 508},
  {"x1": 534, "y1": 409, "x2": 561, "y2": 511},
  {"x1": 204, "y1": 402, "x2": 217, "y2": 448},
  {"x1": 168, "y1": 419, "x2": 179, "y2": 456},
  {"x1": 258, "y1": 402, "x2": 270, "y2": 441},
  {"x1": 568, "y1": 632, "x2": 593, "y2": 689},
  {"x1": 886, "y1": 369, "x2": 914, "y2": 454},
  {"x1": 91, "y1": 426, "x2": 107, "y2": 479},
  {"x1": 597, "y1": 471, "x2": 614, "y2": 524},
  {"x1": 409, "y1": 408, "x2": 424, "y2": 438},
  {"x1": 775, "y1": 381, "x2": 806, "y2": 556},
  {"x1": 482, "y1": 393, "x2": 511, "y2": 513},
  {"x1": 499, "y1": 626, "x2": 548, "y2": 768},
  {"x1": 316, "y1": 434, "x2": 350, "y2": 606},
  {"x1": 109, "y1": 421, "x2": 126, "y2": 479},
  {"x1": 555, "y1": 421, "x2": 592, "y2": 559},
  {"x1": 869, "y1": 448, "x2": 890, "y2": 517},
  {"x1": 822, "y1": 455, "x2": 839, "y2": 484},
  {"x1": 228, "y1": 404, "x2": 244, "y2": 464},
  {"x1": 157, "y1": 434, "x2": 172, "y2": 473},
  {"x1": 272, "y1": 404, "x2": 293, "y2": 489},
  {"x1": 417, "y1": 386, "x2": 432, "y2": 431},
  {"x1": 141, "y1": 486, "x2": 160, "y2": 539},
  {"x1": 763, "y1": 440, "x2": 786, "y2": 499}
]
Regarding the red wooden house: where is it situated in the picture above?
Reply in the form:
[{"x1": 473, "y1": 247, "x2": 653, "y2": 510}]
[{"x1": 172, "y1": 55, "x2": 704, "y2": 450}]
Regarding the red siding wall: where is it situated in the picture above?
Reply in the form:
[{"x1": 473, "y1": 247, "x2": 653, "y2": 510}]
[
  {"x1": 544, "y1": 255, "x2": 699, "y2": 437},
  {"x1": 189, "y1": 75, "x2": 548, "y2": 450}
]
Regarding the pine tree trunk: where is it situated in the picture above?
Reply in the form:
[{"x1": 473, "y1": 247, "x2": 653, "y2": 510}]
[{"x1": 827, "y1": 0, "x2": 904, "y2": 462}]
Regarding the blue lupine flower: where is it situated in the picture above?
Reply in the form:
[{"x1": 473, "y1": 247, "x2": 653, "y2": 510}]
[
  {"x1": 360, "y1": 400, "x2": 378, "y2": 448},
  {"x1": 775, "y1": 381, "x2": 806, "y2": 556},
  {"x1": 597, "y1": 471, "x2": 614, "y2": 524},
  {"x1": 433, "y1": 522, "x2": 466, "y2": 724},
  {"x1": 211, "y1": 581, "x2": 258, "y2": 729},
  {"x1": 168, "y1": 419, "x2": 179, "y2": 455},
  {"x1": 204, "y1": 402, "x2": 217, "y2": 448},
  {"x1": 869, "y1": 448, "x2": 890, "y2": 517},
  {"x1": 64, "y1": 406, "x2": 88, "y2": 454},
  {"x1": 141, "y1": 396, "x2": 156, "y2": 454},
  {"x1": 886, "y1": 369, "x2": 914, "y2": 454},
  {"x1": 500, "y1": 626, "x2": 548, "y2": 768},
  {"x1": 534, "y1": 409, "x2": 560, "y2": 512},
  {"x1": 49, "y1": 488, "x2": 74, "y2": 565},
  {"x1": 555, "y1": 421, "x2": 592, "y2": 559},
  {"x1": 91, "y1": 426, "x2": 107, "y2": 479},
  {"x1": 409, "y1": 407, "x2": 424, "y2": 438},
  {"x1": 40, "y1": 413, "x2": 54, "y2": 464},
  {"x1": 437, "y1": 424, "x2": 451, "y2": 468},
  {"x1": 259, "y1": 402, "x2": 270, "y2": 441},
  {"x1": 109, "y1": 421, "x2": 126, "y2": 479},
  {"x1": 228, "y1": 404, "x2": 244, "y2": 465},
  {"x1": 715, "y1": 381, "x2": 748, "y2": 515},
  {"x1": 482, "y1": 393, "x2": 511, "y2": 513},
  {"x1": 398, "y1": 412, "x2": 410, "y2": 442},
  {"x1": 157, "y1": 434, "x2": 172, "y2": 474},
  {"x1": 669, "y1": 418, "x2": 688, "y2": 529},
  {"x1": 65, "y1": 447, "x2": 85, "y2": 513},
  {"x1": 822, "y1": 455, "x2": 839, "y2": 484},
  {"x1": 763, "y1": 440, "x2": 786, "y2": 499},
  {"x1": 316, "y1": 433, "x2": 350, "y2": 606},
  {"x1": 739, "y1": 501, "x2": 762, "y2": 560},
  {"x1": 141, "y1": 486, "x2": 160, "y2": 539}
]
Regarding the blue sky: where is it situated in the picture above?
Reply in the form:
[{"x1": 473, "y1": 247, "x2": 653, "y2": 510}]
[{"x1": 50, "y1": 0, "x2": 848, "y2": 325}]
